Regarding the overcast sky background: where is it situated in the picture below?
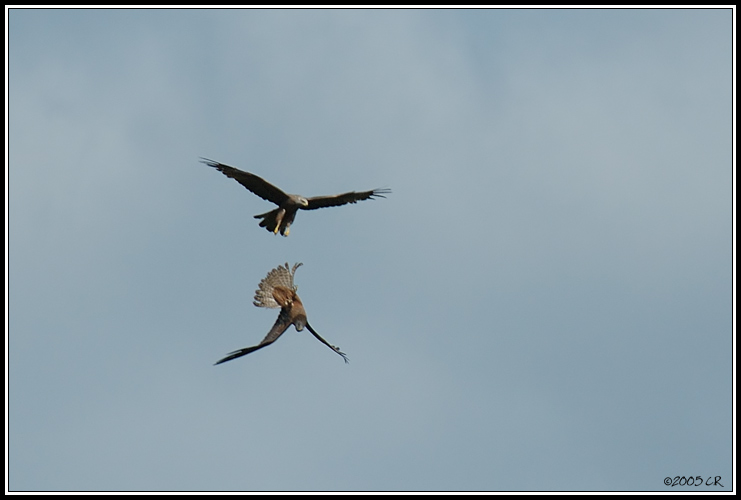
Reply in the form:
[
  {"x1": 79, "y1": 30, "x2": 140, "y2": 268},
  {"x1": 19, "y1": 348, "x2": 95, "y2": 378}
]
[{"x1": 7, "y1": 8, "x2": 733, "y2": 492}]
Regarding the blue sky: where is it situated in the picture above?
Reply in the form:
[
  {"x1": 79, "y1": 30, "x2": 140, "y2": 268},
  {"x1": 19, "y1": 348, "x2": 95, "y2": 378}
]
[{"x1": 7, "y1": 8, "x2": 733, "y2": 492}]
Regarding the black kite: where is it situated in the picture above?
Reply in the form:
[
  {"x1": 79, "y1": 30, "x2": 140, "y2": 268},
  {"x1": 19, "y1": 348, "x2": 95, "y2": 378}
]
[{"x1": 201, "y1": 158, "x2": 390, "y2": 236}]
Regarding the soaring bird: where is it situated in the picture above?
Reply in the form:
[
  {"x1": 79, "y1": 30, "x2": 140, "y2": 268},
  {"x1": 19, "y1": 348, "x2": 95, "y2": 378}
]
[
  {"x1": 214, "y1": 263, "x2": 348, "y2": 365},
  {"x1": 201, "y1": 158, "x2": 390, "y2": 236}
]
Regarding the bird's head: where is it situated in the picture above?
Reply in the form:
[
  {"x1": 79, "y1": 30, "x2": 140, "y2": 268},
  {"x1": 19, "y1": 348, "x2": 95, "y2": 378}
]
[{"x1": 296, "y1": 196, "x2": 309, "y2": 207}]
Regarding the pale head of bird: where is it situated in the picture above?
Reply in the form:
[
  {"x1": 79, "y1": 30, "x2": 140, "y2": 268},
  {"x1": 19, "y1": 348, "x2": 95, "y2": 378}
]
[{"x1": 293, "y1": 316, "x2": 307, "y2": 332}]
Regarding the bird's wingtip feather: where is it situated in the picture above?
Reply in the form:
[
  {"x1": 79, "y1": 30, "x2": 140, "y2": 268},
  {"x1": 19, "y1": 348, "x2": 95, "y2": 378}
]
[{"x1": 199, "y1": 157, "x2": 220, "y2": 168}]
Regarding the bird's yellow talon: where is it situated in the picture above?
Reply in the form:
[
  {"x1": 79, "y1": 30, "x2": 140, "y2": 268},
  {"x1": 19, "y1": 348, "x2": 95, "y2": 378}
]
[
  {"x1": 284, "y1": 228, "x2": 290, "y2": 236},
  {"x1": 273, "y1": 226, "x2": 279, "y2": 234}
]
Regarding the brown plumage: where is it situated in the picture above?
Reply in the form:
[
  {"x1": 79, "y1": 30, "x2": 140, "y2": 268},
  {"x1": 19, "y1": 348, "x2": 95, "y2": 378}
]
[
  {"x1": 201, "y1": 158, "x2": 390, "y2": 236},
  {"x1": 214, "y1": 263, "x2": 348, "y2": 365}
]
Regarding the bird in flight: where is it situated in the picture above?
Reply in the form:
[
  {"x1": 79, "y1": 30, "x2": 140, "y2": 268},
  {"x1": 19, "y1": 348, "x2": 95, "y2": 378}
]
[
  {"x1": 214, "y1": 262, "x2": 348, "y2": 365},
  {"x1": 201, "y1": 158, "x2": 390, "y2": 236}
]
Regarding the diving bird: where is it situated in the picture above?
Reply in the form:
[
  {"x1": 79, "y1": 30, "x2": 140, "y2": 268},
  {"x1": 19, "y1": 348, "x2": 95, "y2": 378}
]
[
  {"x1": 200, "y1": 158, "x2": 390, "y2": 236},
  {"x1": 214, "y1": 262, "x2": 348, "y2": 365}
]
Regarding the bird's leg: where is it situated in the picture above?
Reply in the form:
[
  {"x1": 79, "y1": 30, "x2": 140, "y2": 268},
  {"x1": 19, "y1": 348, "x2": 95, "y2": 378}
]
[
  {"x1": 273, "y1": 209, "x2": 286, "y2": 234},
  {"x1": 281, "y1": 217, "x2": 293, "y2": 237}
]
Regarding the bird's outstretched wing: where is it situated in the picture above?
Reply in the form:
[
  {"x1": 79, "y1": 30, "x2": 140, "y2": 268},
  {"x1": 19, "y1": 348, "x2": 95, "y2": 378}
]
[
  {"x1": 254, "y1": 263, "x2": 303, "y2": 309},
  {"x1": 214, "y1": 308, "x2": 293, "y2": 365},
  {"x1": 200, "y1": 158, "x2": 289, "y2": 206},
  {"x1": 305, "y1": 188, "x2": 391, "y2": 210},
  {"x1": 305, "y1": 322, "x2": 349, "y2": 363}
]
